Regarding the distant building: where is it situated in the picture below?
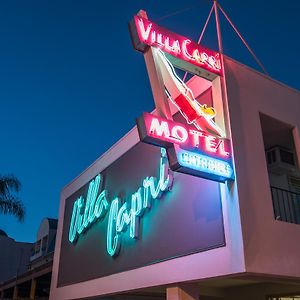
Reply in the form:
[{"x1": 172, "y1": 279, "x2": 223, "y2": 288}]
[
  {"x1": 0, "y1": 218, "x2": 57, "y2": 300},
  {"x1": 0, "y1": 229, "x2": 32, "y2": 283}
]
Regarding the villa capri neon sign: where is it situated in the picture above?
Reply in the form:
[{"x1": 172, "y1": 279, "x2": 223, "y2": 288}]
[
  {"x1": 131, "y1": 15, "x2": 222, "y2": 76},
  {"x1": 68, "y1": 148, "x2": 172, "y2": 257}
]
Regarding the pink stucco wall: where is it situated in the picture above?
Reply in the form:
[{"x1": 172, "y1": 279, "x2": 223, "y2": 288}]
[{"x1": 224, "y1": 56, "x2": 300, "y2": 277}]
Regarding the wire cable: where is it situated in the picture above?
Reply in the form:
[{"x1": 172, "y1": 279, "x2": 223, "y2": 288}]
[
  {"x1": 197, "y1": 3, "x2": 214, "y2": 45},
  {"x1": 217, "y1": 2, "x2": 269, "y2": 75},
  {"x1": 155, "y1": 4, "x2": 201, "y2": 22},
  {"x1": 183, "y1": 2, "x2": 214, "y2": 82}
]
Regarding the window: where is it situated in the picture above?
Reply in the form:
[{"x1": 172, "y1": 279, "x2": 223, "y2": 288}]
[
  {"x1": 42, "y1": 235, "x2": 48, "y2": 253},
  {"x1": 35, "y1": 239, "x2": 41, "y2": 254},
  {"x1": 260, "y1": 113, "x2": 300, "y2": 224}
]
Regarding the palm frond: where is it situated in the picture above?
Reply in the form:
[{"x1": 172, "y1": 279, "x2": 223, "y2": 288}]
[
  {"x1": 0, "y1": 175, "x2": 21, "y2": 196},
  {"x1": 0, "y1": 196, "x2": 25, "y2": 222}
]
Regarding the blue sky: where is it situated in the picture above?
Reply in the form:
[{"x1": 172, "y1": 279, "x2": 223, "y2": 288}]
[{"x1": 1, "y1": 0, "x2": 299, "y2": 242}]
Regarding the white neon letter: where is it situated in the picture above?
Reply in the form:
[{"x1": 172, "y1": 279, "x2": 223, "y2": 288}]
[
  {"x1": 130, "y1": 188, "x2": 144, "y2": 238},
  {"x1": 156, "y1": 33, "x2": 164, "y2": 46},
  {"x1": 189, "y1": 130, "x2": 204, "y2": 147},
  {"x1": 149, "y1": 118, "x2": 170, "y2": 138},
  {"x1": 76, "y1": 197, "x2": 85, "y2": 234},
  {"x1": 107, "y1": 198, "x2": 120, "y2": 256},
  {"x1": 205, "y1": 135, "x2": 218, "y2": 153},
  {"x1": 164, "y1": 37, "x2": 172, "y2": 51},
  {"x1": 138, "y1": 18, "x2": 152, "y2": 41},
  {"x1": 158, "y1": 148, "x2": 171, "y2": 192},
  {"x1": 171, "y1": 125, "x2": 188, "y2": 143},
  {"x1": 217, "y1": 140, "x2": 230, "y2": 157},
  {"x1": 69, "y1": 200, "x2": 79, "y2": 243},
  {"x1": 182, "y1": 40, "x2": 194, "y2": 60},
  {"x1": 171, "y1": 40, "x2": 181, "y2": 54},
  {"x1": 93, "y1": 190, "x2": 109, "y2": 220}
]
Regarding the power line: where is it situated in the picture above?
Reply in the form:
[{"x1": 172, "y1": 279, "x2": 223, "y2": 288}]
[{"x1": 155, "y1": 3, "x2": 201, "y2": 22}]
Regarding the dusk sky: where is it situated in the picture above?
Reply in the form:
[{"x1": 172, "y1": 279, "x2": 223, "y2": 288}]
[{"x1": 1, "y1": 0, "x2": 299, "y2": 242}]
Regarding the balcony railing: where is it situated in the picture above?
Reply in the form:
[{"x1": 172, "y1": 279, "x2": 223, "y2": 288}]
[{"x1": 271, "y1": 186, "x2": 300, "y2": 224}]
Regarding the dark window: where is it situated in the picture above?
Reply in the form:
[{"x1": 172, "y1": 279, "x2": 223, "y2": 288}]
[
  {"x1": 260, "y1": 113, "x2": 300, "y2": 225},
  {"x1": 267, "y1": 149, "x2": 277, "y2": 164},
  {"x1": 42, "y1": 235, "x2": 48, "y2": 252}
]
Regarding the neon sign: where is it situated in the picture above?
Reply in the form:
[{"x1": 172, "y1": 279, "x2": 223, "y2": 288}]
[
  {"x1": 68, "y1": 175, "x2": 109, "y2": 243},
  {"x1": 137, "y1": 113, "x2": 231, "y2": 159},
  {"x1": 137, "y1": 113, "x2": 233, "y2": 182},
  {"x1": 153, "y1": 48, "x2": 224, "y2": 137},
  {"x1": 69, "y1": 148, "x2": 172, "y2": 256},
  {"x1": 175, "y1": 148, "x2": 233, "y2": 180},
  {"x1": 131, "y1": 15, "x2": 222, "y2": 76}
]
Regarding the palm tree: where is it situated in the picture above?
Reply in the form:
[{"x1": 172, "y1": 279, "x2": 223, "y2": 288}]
[{"x1": 0, "y1": 175, "x2": 25, "y2": 221}]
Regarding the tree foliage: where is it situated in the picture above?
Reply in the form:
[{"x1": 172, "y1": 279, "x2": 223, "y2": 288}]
[{"x1": 0, "y1": 175, "x2": 25, "y2": 222}]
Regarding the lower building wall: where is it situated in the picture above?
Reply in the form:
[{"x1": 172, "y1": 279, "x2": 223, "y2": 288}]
[{"x1": 0, "y1": 237, "x2": 32, "y2": 283}]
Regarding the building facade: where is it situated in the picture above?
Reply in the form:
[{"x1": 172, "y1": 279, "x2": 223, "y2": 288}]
[
  {"x1": 50, "y1": 12, "x2": 300, "y2": 300},
  {"x1": 0, "y1": 230, "x2": 32, "y2": 284},
  {"x1": 0, "y1": 218, "x2": 57, "y2": 300}
]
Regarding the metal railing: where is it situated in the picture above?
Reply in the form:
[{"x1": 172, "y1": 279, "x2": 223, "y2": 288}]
[
  {"x1": 271, "y1": 186, "x2": 300, "y2": 224},
  {"x1": 268, "y1": 297, "x2": 300, "y2": 300}
]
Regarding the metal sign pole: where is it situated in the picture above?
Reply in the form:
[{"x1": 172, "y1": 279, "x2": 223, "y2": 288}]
[{"x1": 213, "y1": 0, "x2": 223, "y2": 54}]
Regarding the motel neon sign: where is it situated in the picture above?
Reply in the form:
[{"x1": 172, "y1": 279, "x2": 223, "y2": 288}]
[
  {"x1": 137, "y1": 113, "x2": 234, "y2": 182},
  {"x1": 131, "y1": 15, "x2": 222, "y2": 76}
]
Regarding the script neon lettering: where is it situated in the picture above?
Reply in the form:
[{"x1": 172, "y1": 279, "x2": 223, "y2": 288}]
[
  {"x1": 107, "y1": 198, "x2": 120, "y2": 256},
  {"x1": 107, "y1": 148, "x2": 171, "y2": 256},
  {"x1": 68, "y1": 175, "x2": 109, "y2": 243},
  {"x1": 69, "y1": 148, "x2": 172, "y2": 257}
]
